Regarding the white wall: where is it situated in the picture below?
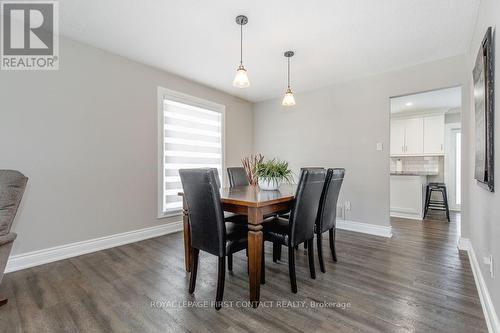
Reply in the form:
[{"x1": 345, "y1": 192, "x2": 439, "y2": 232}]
[
  {"x1": 464, "y1": 0, "x2": 500, "y2": 324},
  {"x1": 0, "y1": 37, "x2": 253, "y2": 256},
  {"x1": 253, "y1": 56, "x2": 466, "y2": 227}
]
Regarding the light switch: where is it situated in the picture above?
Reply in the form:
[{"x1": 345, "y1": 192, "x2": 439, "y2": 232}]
[{"x1": 376, "y1": 142, "x2": 383, "y2": 151}]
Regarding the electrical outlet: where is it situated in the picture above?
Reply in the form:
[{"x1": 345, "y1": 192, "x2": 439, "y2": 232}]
[
  {"x1": 345, "y1": 201, "x2": 351, "y2": 211},
  {"x1": 376, "y1": 142, "x2": 383, "y2": 151},
  {"x1": 483, "y1": 255, "x2": 494, "y2": 278},
  {"x1": 336, "y1": 204, "x2": 345, "y2": 220}
]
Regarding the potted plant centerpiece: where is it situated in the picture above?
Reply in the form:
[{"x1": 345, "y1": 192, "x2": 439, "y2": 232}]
[{"x1": 255, "y1": 159, "x2": 293, "y2": 191}]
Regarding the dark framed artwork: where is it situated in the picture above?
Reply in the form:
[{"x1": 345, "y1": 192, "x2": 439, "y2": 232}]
[{"x1": 473, "y1": 27, "x2": 495, "y2": 192}]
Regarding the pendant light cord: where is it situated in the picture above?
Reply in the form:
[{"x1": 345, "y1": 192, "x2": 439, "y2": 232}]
[
  {"x1": 240, "y1": 24, "x2": 243, "y2": 65},
  {"x1": 287, "y1": 57, "x2": 291, "y2": 88}
]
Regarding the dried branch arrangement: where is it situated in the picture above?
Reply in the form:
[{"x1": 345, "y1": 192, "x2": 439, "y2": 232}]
[{"x1": 241, "y1": 154, "x2": 264, "y2": 186}]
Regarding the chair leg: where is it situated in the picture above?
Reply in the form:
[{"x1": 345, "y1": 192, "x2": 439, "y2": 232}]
[
  {"x1": 304, "y1": 241, "x2": 308, "y2": 249},
  {"x1": 228, "y1": 253, "x2": 233, "y2": 271},
  {"x1": 215, "y1": 257, "x2": 225, "y2": 310},
  {"x1": 245, "y1": 247, "x2": 249, "y2": 274},
  {"x1": 261, "y1": 242, "x2": 265, "y2": 284},
  {"x1": 0, "y1": 298, "x2": 7, "y2": 307},
  {"x1": 272, "y1": 242, "x2": 278, "y2": 262},
  {"x1": 307, "y1": 239, "x2": 316, "y2": 279},
  {"x1": 317, "y1": 232, "x2": 326, "y2": 273},
  {"x1": 277, "y1": 244, "x2": 282, "y2": 261},
  {"x1": 188, "y1": 248, "x2": 199, "y2": 294},
  {"x1": 424, "y1": 185, "x2": 432, "y2": 218},
  {"x1": 288, "y1": 247, "x2": 297, "y2": 293},
  {"x1": 329, "y1": 228, "x2": 337, "y2": 262},
  {"x1": 442, "y1": 187, "x2": 450, "y2": 222}
]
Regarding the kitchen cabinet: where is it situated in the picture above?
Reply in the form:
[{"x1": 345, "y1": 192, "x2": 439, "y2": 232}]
[
  {"x1": 390, "y1": 175, "x2": 427, "y2": 219},
  {"x1": 390, "y1": 117, "x2": 424, "y2": 155},
  {"x1": 404, "y1": 117, "x2": 424, "y2": 155},
  {"x1": 423, "y1": 115, "x2": 445, "y2": 155},
  {"x1": 390, "y1": 114, "x2": 444, "y2": 156},
  {"x1": 390, "y1": 119, "x2": 406, "y2": 155}
]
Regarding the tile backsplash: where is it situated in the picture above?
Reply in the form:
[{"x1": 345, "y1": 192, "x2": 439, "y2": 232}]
[{"x1": 390, "y1": 156, "x2": 444, "y2": 181}]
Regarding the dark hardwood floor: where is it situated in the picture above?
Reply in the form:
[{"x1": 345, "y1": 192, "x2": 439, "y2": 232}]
[{"x1": 0, "y1": 211, "x2": 487, "y2": 332}]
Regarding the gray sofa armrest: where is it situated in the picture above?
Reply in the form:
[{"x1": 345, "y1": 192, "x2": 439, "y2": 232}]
[
  {"x1": 0, "y1": 232, "x2": 16, "y2": 285},
  {"x1": 0, "y1": 232, "x2": 16, "y2": 246}
]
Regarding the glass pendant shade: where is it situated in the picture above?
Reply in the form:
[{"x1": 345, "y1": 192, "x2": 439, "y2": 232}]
[
  {"x1": 233, "y1": 65, "x2": 250, "y2": 88},
  {"x1": 282, "y1": 88, "x2": 296, "y2": 106}
]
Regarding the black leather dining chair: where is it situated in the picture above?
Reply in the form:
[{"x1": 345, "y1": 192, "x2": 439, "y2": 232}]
[
  {"x1": 211, "y1": 168, "x2": 247, "y2": 227},
  {"x1": 262, "y1": 169, "x2": 326, "y2": 293},
  {"x1": 315, "y1": 168, "x2": 345, "y2": 272},
  {"x1": 179, "y1": 168, "x2": 248, "y2": 310},
  {"x1": 281, "y1": 167, "x2": 325, "y2": 223},
  {"x1": 298, "y1": 168, "x2": 325, "y2": 250},
  {"x1": 227, "y1": 167, "x2": 249, "y2": 187}
]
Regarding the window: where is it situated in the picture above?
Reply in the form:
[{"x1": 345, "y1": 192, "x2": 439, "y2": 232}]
[{"x1": 158, "y1": 88, "x2": 225, "y2": 217}]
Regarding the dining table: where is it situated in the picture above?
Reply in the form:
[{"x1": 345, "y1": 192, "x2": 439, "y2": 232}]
[{"x1": 178, "y1": 184, "x2": 295, "y2": 308}]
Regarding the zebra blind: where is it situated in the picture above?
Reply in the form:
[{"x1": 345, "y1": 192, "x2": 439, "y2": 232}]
[{"x1": 161, "y1": 98, "x2": 223, "y2": 214}]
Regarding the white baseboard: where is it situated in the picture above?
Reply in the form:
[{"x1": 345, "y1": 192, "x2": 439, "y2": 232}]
[
  {"x1": 390, "y1": 207, "x2": 423, "y2": 220},
  {"x1": 390, "y1": 212, "x2": 423, "y2": 220},
  {"x1": 457, "y1": 237, "x2": 470, "y2": 251},
  {"x1": 337, "y1": 219, "x2": 393, "y2": 238},
  {"x1": 5, "y1": 219, "x2": 391, "y2": 273},
  {"x1": 6, "y1": 221, "x2": 183, "y2": 273},
  {"x1": 458, "y1": 237, "x2": 500, "y2": 333}
]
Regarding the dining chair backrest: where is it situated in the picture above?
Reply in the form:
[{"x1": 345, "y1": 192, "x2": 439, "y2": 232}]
[
  {"x1": 227, "y1": 167, "x2": 249, "y2": 187},
  {"x1": 211, "y1": 168, "x2": 221, "y2": 188},
  {"x1": 288, "y1": 169, "x2": 326, "y2": 247},
  {"x1": 300, "y1": 167, "x2": 325, "y2": 171},
  {"x1": 316, "y1": 168, "x2": 345, "y2": 233},
  {"x1": 179, "y1": 168, "x2": 226, "y2": 257}
]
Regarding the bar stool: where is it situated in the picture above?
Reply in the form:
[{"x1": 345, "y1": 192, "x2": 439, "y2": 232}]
[{"x1": 424, "y1": 182, "x2": 450, "y2": 222}]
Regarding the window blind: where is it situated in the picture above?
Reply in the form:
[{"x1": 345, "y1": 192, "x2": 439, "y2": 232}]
[{"x1": 162, "y1": 98, "x2": 223, "y2": 214}]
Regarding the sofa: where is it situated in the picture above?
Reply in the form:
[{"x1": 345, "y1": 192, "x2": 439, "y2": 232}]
[{"x1": 0, "y1": 170, "x2": 28, "y2": 307}]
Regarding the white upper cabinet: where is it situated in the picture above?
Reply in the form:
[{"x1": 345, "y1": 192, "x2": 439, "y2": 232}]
[
  {"x1": 404, "y1": 117, "x2": 424, "y2": 155},
  {"x1": 390, "y1": 119, "x2": 406, "y2": 155},
  {"x1": 390, "y1": 114, "x2": 444, "y2": 156},
  {"x1": 423, "y1": 115, "x2": 445, "y2": 155}
]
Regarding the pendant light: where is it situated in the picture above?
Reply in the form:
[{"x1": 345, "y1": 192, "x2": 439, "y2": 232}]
[
  {"x1": 233, "y1": 15, "x2": 250, "y2": 88},
  {"x1": 282, "y1": 51, "x2": 296, "y2": 106}
]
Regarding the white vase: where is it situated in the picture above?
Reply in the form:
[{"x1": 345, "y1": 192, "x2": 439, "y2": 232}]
[{"x1": 258, "y1": 178, "x2": 281, "y2": 191}]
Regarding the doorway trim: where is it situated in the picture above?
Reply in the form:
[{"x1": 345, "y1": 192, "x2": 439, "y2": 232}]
[{"x1": 445, "y1": 122, "x2": 461, "y2": 211}]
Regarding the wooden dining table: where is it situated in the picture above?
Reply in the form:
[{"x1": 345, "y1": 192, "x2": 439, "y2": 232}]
[{"x1": 179, "y1": 184, "x2": 295, "y2": 308}]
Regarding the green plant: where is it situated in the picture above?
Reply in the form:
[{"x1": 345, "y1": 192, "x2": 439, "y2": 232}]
[{"x1": 254, "y1": 159, "x2": 293, "y2": 183}]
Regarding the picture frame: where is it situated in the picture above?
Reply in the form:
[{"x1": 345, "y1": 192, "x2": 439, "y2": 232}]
[{"x1": 473, "y1": 26, "x2": 495, "y2": 192}]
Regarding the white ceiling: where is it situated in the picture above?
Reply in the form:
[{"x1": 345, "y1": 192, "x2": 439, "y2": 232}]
[
  {"x1": 60, "y1": 0, "x2": 479, "y2": 102},
  {"x1": 390, "y1": 86, "x2": 462, "y2": 114}
]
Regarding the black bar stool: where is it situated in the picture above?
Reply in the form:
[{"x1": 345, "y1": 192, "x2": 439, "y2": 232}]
[{"x1": 424, "y1": 182, "x2": 450, "y2": 222}]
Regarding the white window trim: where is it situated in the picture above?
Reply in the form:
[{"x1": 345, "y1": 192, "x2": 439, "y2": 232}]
[{"x1": 157, "y1": 87, "x2": 226, "y2": 219}]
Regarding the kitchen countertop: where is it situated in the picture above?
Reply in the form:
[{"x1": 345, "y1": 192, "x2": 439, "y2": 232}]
[{"x1": 390, "y1": 171, "x2": 439, "y2": 176}]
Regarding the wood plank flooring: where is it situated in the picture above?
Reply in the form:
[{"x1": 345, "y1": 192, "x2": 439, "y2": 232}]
[{"x1": 0, "y1": 211, "x2": 487, "y2": 332}]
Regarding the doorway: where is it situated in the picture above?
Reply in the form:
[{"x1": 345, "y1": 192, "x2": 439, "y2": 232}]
[{"x1": 389, "y1": 87, "x2": 462, "y2": 223}]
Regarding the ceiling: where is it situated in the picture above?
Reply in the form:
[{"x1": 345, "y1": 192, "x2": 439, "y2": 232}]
[
  {"x1": 60, "y1": 0, "x2": 479, "y2": 102},
  {"x1": 390, "y1": 86, "x2": 462, "y2": 114}
]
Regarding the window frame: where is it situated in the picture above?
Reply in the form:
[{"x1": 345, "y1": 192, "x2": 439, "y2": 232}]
[{"x1": 157, "y1": 87, "x2": 226, "y2": 218}]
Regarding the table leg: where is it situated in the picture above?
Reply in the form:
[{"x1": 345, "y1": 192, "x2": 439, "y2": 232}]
[
  {"x1": 182, "y1": 198, "x2": 191, "y2": 273},
  {"x1": 247, "y1": 207, "x2": 263, "y2": 308}
]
